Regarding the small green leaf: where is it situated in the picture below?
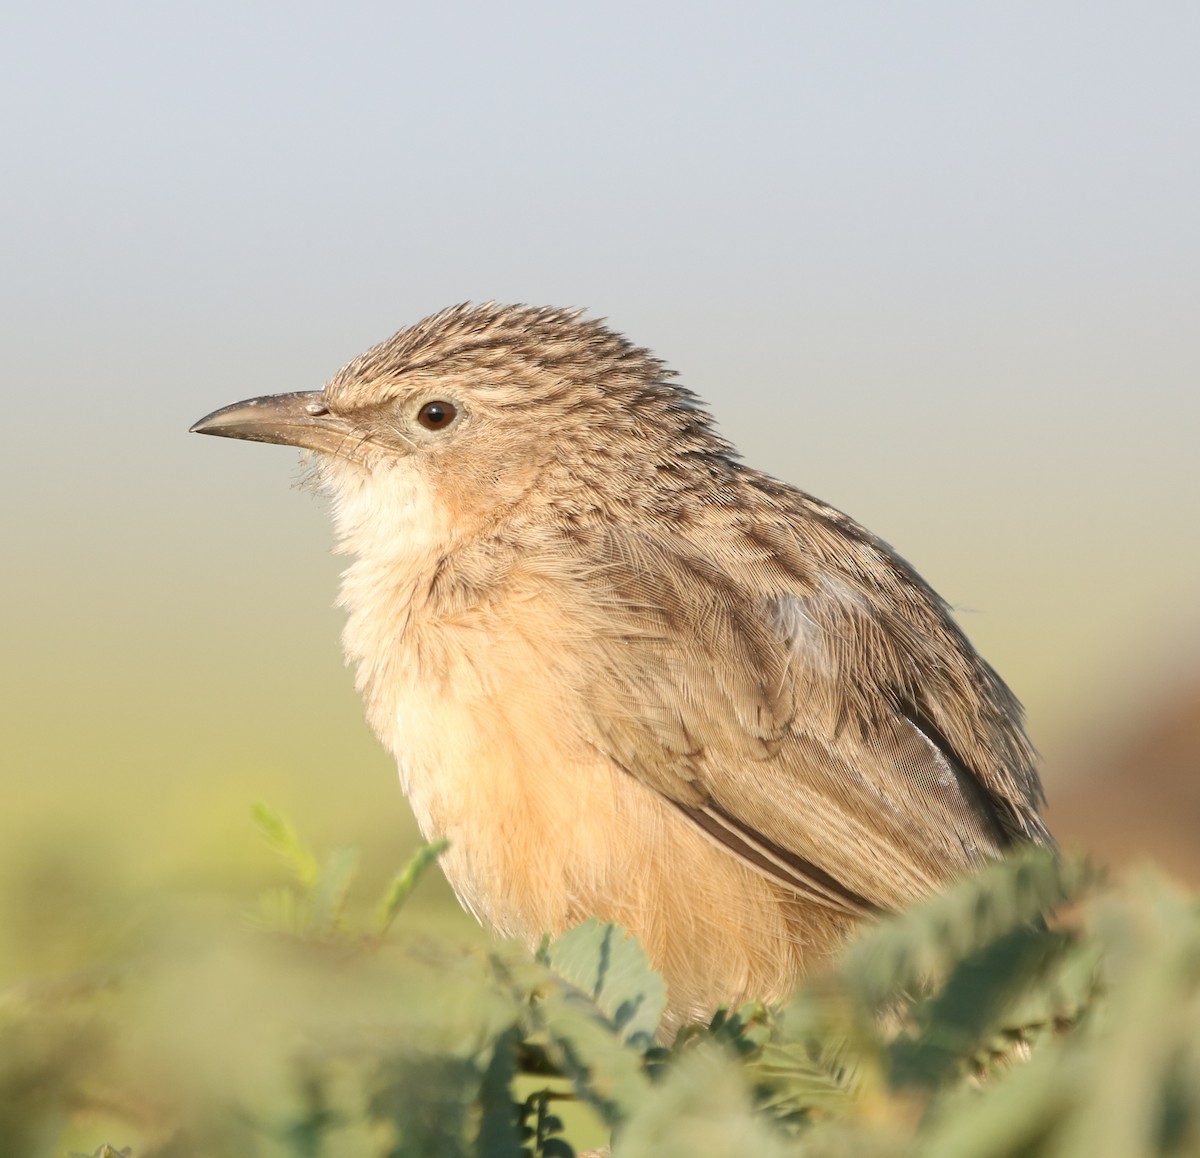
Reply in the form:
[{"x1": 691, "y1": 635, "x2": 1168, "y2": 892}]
[
  {"x1": 546, "y1": 920, "x2": 666, "y2": 1047},
  {"x1": 252, "y1": 801, "x2": 320, "y2": 888},
  {"x1": 476, "y1": 1024, "x2": 523, "y2": 1158},
  {"x1": 534, "y1": 983, "x2": 652, "y2": 1126},
  {"x1": 309, "y1": 845, "x2": 360, "y2": 936},
  {"x1": 890, "y1": 924, "x2": 1071, "y2": 1089},
  {"x1": 374, "y1": 838, "x2": 450, "y2": 936},
  {"x1": 619, "y1": 1044, "x2": 794, "y2": 1158},
  {"x1": 840, "y1": 848, "x2": 1095, "y2": 1010}
]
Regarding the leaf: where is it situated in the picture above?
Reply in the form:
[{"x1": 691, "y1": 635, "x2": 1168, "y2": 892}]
[
  {"x1": 746, "y1": 1036, "x2": 858, "y2": 1121},
  {"x1": 490, "y1": 930, "x2": 654, "y2": 1126},
  {"x1": 476, "y1": 1024, "x2": 523, "y2": 1158},
  {"x1": 889, "y1": 925, "x2": 1072, "y2": 1089},
  {"x1": 533, "y1": 983, "x2": 652, "y2": 1127},
  {"x1": 618, "y1": 1044, "x2": 795, "y2": 1158},
  {"x1": 545, "y1": 920, "x2": 666, "y2": 1047},
  {"x1": 375, "y1": 838, "x2": 450, "y2": 937},
  {"x1": 367, "y1": 1052, "x2": 478, "y2": 1158},
  {"x1": 918, "y1": 1038, "x2": 1078, "y2": 1158},
  {"x1": 839, "y1": 848, "x2": 1095, "y2": 1010},
  {"x1": 1045, "y1": 874, "x2": 1200, "y2": 1158},
  {"x1": 252, "y1": 801, "x2": 320, "y2": 889},
  {"x1": 309, "y1": 846, "x2": 360, "y2": 937}
]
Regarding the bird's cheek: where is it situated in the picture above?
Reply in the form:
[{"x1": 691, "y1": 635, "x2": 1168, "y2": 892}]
[{"x1": 455, "y1": 453, "x2": 545, "y2": 512}]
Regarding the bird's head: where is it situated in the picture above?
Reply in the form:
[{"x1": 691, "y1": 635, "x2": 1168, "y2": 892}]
[{"x1": 191, "y1": 303, "x2": 734, "y2": 556}]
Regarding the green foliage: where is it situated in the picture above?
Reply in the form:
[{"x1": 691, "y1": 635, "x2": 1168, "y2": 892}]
[
  {"x1": 545, "y1": 919, "x2": 667, "y2": 1048},
  {"x1": 375, "y1": 839, "x2": 451, "y2": 939},
  {"x1": 252, "y1": 802, "x2": 322, "y2": 889},
  {"x1": 3, "y1": 810, "x2": 1200, "y2": 1157}
]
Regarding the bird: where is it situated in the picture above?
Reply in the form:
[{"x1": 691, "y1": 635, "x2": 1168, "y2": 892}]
[{"x1": 191, "y1": 302, "x2": 1051, "y2": 1031}]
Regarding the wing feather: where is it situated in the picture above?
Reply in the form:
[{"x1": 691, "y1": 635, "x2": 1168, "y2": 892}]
[{"x1": 560, "y1": 507, "x2": 1047, "y2": 915}]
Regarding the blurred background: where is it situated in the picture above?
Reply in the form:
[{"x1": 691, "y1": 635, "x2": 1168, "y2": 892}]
[{"x1": 2, "y1": 2, "x2": 1198, "y2": 984}]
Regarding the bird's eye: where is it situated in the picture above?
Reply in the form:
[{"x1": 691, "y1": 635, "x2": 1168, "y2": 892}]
[{"x1": 416, "y1": 400, "x2": 458, "y2": 431}]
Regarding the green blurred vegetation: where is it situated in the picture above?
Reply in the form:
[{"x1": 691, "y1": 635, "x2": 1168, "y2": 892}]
[{"x1": 3, "y1": 809, "x2": 1199, "y2": 1157}]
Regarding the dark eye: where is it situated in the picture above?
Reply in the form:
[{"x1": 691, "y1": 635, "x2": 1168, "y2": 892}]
[{"x1": 416, "y1": 400, "x2": 458, "y2": 431}]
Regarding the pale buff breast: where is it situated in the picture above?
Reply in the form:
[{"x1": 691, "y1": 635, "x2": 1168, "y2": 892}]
[{"x1": 339, "y1": 550, "x2": 851, "y2": 1028}]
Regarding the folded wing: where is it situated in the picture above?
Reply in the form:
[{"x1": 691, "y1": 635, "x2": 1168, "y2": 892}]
[{"x1": 566, "y1": 506, "x2": 1048, "y2": 916}]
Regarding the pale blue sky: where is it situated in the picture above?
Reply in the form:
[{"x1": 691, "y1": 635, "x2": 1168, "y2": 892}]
[{"x1": 3, "y1": 2, "x2": 1198, "y2": 824}]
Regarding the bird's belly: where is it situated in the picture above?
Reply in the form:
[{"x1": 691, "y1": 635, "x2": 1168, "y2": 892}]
[{"x1": 376, "y1": 667, "x2": 850, "y2": 1029}]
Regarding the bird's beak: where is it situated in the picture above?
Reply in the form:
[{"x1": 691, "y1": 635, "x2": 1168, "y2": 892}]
[{"x1": 189, "y1": 391, "x2": 354, "y2": 455}]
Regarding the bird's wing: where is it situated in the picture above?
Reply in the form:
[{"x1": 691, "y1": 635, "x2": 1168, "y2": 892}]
[{"x1": 563, "y1": 511, "x2": 1047, "y2": 916}]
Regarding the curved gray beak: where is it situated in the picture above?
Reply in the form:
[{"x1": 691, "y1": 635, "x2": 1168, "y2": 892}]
[{"x1": 190, "y1": 391, "x2": 353, "y2": 455}]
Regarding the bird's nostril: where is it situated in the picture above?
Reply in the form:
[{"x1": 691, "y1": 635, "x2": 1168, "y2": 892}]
[{"x1": 305, "y1": 401, "x2": 330, "y2": 416}]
